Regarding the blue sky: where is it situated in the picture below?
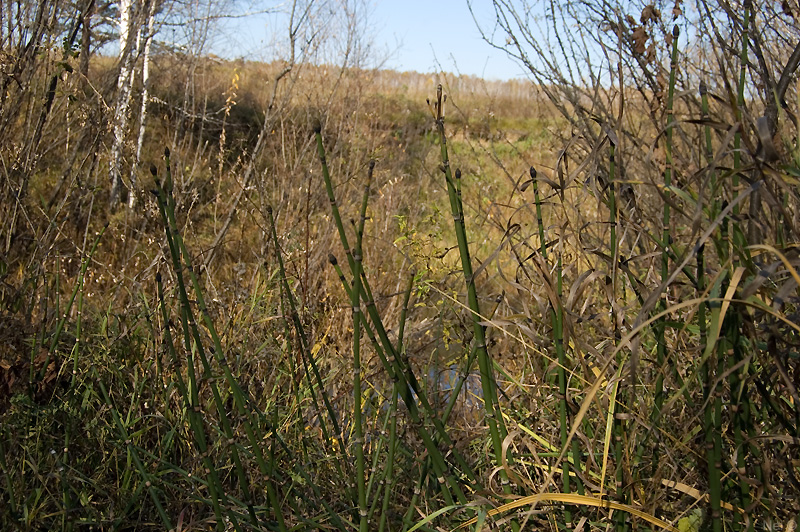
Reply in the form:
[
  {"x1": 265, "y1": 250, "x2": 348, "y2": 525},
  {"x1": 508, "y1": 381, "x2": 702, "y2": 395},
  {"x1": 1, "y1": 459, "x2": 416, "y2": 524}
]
[
  {"x1": 369, "y1": 0, "x2": 527, "y2": 80},
  {"x1": 212, "y1": 1, "x2": 529, "y2": 81}
]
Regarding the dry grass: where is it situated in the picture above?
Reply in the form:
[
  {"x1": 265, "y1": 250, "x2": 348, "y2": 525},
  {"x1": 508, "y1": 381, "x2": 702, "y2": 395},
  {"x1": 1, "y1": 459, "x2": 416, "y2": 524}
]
[{"x1": 1, "y1": 17, "x2": 799, "y2": 531}]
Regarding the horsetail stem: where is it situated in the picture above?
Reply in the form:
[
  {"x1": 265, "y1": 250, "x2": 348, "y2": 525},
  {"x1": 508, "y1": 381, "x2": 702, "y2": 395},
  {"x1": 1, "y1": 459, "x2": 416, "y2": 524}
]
[
  {"x1": 351, "y1": 159, "x2": 370, "y2": 532},
  {"x1": 650, "y1": 26, "x2": 680, "y2": 490},
  {"x1": 432, "y1": 86, "x2": 508, "y2": 482},
  {"x1": 315, "y1": 123, "x2": 471, "y2": 505}
]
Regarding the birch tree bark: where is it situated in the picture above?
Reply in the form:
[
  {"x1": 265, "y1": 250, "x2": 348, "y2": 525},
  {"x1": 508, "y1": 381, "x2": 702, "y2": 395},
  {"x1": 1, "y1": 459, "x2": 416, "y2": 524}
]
[
  {"x1": 129, "y1": 0, "x2": 157, "y2": 208},
  {"x1": 109, "y1": 0, "x2": 141, "y2": 207}
]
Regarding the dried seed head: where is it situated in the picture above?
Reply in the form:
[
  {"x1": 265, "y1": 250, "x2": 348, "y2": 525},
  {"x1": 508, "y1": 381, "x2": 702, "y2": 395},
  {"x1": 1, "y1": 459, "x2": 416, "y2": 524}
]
[
  {"x1": 164, "y1": 147, "x2": 170, "y2": 158},
  {"x1": 149, "y1": 163, "x2": 158, "y2": 177},
  {"x1": 756, "y1": 115, "x2": 780, "y2": 162},
  {"x1": 312, "y1": 118, "x2": 322, "y2": 134},
  {"x1": 521, "y1": 166, "x2": 537, "y2": 192},
  {"x1": 328, "y1": 254, "x2": 338, "y2": 265}
]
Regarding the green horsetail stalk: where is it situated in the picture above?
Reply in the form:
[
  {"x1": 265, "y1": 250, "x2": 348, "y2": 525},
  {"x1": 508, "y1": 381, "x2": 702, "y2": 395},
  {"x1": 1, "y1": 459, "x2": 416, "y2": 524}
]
[
  {"x1": 314, "y1": 121, "x2": 471, "y2": 506},
  {"x1": 267, "y1": 204, "x2": 349, "y2": 485},
  {"x1": 152, "y1": 160, "x2": 229, "y2": 529},
  {"x1": 608, "y1": 138, "x2": 628, "y2": 532},
  {"x1": 430, "y1": 85, "x2": 512, "y2": 504},
  {"x1": 650, "y1": 25, "x2": 680, "y2": 497},
  {"x1": 529, "y1": 166, "x2": 584, "y2": 522},
  {"x1": 350, "y1": 159, "x2": 372, "y2": 532},
  {"x1": 153, "y1": 157, "x2": 302, "y2": 530}
]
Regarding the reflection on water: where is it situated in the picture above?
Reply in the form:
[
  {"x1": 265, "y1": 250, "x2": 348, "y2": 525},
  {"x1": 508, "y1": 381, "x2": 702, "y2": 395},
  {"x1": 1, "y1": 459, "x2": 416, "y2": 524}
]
[
  {"x1": 425, "y1": 364, "x2": 485, "y2": 425},
  {"x1": 308, "y1": 361, "x2": 490, "y2": 443},
  {"x1": 428, "y1": 365, "x2": 483, "y2": 405}
]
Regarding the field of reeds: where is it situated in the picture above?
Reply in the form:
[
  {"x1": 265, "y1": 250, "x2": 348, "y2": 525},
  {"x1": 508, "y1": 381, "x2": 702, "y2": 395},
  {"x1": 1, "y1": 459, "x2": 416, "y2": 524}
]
[{"x1": 1, "y1": 2, "x2": 800, "y2": 531}]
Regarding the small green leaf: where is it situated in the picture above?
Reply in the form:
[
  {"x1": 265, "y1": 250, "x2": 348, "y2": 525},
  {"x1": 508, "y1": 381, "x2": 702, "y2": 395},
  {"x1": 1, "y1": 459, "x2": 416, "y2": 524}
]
[{"x1": 677, "y1": 509, "x2": 703, "y2": 532}]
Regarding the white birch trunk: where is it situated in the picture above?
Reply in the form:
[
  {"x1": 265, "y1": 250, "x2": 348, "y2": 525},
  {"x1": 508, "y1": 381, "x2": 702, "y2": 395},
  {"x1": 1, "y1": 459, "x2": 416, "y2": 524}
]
[
  {"x1": 109, "y1": 0, "x2": 139, "y2": 207},
  {"x1": 129, "y1": 0, "x2": 156, "y2": 209}
]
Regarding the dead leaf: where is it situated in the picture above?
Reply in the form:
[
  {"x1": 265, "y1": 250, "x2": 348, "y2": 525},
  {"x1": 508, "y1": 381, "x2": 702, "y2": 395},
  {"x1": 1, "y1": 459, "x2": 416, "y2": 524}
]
[
  {"x1": 641, "y1": 4, "x2": 661, "y2": 24},
  {"x1": 647, "y1": 42, "x2": 657, "y2": 63},
  {"x1": 632, "y1": 26, "x2": 648, "y2": 55}
]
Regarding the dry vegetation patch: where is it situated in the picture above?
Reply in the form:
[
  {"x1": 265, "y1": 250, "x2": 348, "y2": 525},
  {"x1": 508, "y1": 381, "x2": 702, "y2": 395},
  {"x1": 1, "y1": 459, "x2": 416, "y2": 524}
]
[{"x1": 2, "y1": 1, "x2": 800, "y2": 530}]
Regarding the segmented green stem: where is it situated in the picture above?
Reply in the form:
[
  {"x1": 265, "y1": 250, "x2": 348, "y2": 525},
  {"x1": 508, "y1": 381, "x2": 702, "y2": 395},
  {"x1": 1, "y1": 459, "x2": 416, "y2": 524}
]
[
  {"x1": 608, "y1": 138, "x2": 627, "y2": 532},
  {"x1": 652, "y1": 26, "x2": 680, "y2": 487},
  {"x1": 268, "y1": 204, "x2": 348, "y2": 478},
  {"x1": 315, "y1": 123, "x2": 470, "y2": 505},
  {"x1": 378, "y1": 383, "x2": 399, "y2": 532},
  {"x1": 431, "y1": 86, "x2": 508, "y2": 485},
  {"x1": 155, "y1": 153, "x2": 300, "y2": 529},
  {"x1": 351, "y1": 161, "x2": 371, "y2": 532}
]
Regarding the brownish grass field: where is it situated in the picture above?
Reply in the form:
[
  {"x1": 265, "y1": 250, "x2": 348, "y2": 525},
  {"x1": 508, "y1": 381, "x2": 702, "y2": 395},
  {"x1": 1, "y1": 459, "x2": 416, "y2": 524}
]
[{"x1": 1, "y1": 43, "x2": 799, "y2": 531}]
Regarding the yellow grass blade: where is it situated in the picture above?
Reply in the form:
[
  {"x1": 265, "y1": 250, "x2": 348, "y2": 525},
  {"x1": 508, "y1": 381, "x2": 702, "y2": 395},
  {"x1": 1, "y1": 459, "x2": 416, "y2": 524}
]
[
  {"x1": 599, "y1": 367, "x2": 621, "y2": 496},
  {"x1": 453, "y1": 493, "x2": 680, "y2": 532}
]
